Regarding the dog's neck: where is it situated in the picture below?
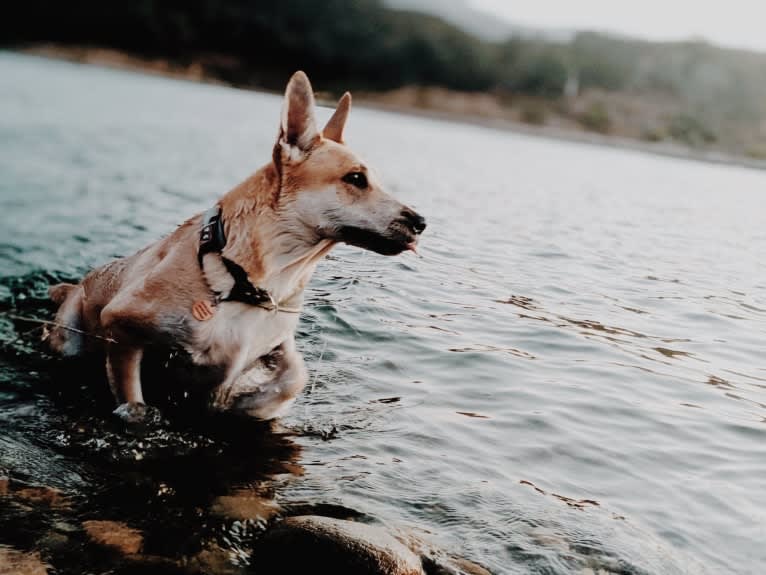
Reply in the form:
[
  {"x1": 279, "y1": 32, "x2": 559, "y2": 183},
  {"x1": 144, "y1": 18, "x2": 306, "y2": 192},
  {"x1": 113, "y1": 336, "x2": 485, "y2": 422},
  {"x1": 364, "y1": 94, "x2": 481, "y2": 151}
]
[{"x1": 218, "y1": 163, "x2": 334, "y2": 304}]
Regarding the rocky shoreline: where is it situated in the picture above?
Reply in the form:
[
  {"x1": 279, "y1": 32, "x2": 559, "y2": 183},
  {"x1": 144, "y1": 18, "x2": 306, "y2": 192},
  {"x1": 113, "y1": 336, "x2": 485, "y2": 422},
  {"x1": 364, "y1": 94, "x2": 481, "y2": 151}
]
[{"x1": 0, "y1": 473, "x2": 490, "y2": 575}]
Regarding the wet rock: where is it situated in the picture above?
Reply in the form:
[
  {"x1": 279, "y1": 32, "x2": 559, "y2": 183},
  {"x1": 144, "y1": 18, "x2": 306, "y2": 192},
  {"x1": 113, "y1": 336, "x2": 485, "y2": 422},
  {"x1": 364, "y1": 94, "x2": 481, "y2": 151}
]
[
  {"x1": 0, "y1": 546, "x2": 49, "y2": 575},
  {"x1": 253, "y1": 515, "x2": 424, "y2": 575},
  {"x1": 210, "y1": 489, "x2": 280, "y2": 522},
  {"x1": 122, "y1": 554, "x2": 190, "y2": 574},
  {"x1": 392, "y1": 529, "x2": 491, "y2": 575},
  {"x1": 421, "y1": 555, "x2": 492, "y2": 575},
  {"x1": 282, "y1": 502, "x2": 365, "y2": 521},
  {"x1": 113, "y1": 401, "x2": 164, "y2": 427},
  {"x1": 82, "y1": 519, "x2": 143, "y2": 554},
  {"x1": 14, "y1": 485, "x2": 69, "y2": 509},
  {"x1": 528, "y1": 526, "x2": 570, "y2": 553},
  {"x1": 51, "y1": 521, "x2": 79, "y2": 534},
  {"x1": 450, "y1": 557, "x2": 492, "y2": 575},
  {"x1": 37, "y1": 531, "x2": 70, "y2": 553},
  {"x1": 186, "y1": 542, "x2": 240, "y2": 575},
  {"x1": 420, "y1": 559, "x2": 457, "y2": 575}
]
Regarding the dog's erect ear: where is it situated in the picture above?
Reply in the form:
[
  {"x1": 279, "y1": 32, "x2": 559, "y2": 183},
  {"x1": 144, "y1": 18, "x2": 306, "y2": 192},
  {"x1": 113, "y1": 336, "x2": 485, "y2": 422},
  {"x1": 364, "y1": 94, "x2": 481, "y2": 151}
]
[
  {"x1": 322, "y1": 92, "x2": 352, "y2": 143},
  {"x1": 278, "y1": 71, "x2": 319, "y2": 157}
]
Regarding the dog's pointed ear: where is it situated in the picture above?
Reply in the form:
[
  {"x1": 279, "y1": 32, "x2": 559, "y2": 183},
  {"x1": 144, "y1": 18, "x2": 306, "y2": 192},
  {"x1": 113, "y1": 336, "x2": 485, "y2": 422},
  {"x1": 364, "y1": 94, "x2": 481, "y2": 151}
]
[
  {"x1": 278, "y1": 71, "x2": 319, "y2": 157},
  {"x1": 322, "y1": 92, "x2": 352, "y2": 143}
]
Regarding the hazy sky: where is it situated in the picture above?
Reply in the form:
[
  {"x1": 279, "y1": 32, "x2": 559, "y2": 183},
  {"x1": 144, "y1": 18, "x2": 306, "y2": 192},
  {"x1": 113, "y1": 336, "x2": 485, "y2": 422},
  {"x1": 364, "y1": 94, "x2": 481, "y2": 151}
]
[{"x1": 471, "y1": 0, "x2": 766, "y2": 52}]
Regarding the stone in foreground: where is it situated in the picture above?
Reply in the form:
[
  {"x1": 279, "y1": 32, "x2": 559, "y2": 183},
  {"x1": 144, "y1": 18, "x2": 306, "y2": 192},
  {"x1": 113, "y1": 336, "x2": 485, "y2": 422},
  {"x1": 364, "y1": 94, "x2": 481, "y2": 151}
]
[
  {"x1": 82, "y1": 520, "x2": 143, "y2": 555},
  {"x1": 0, "y1": 546, "x2": 49, "y2": 575},
  {"x1": 253, "y1": 515, "x2": 424, "y2": 575}
]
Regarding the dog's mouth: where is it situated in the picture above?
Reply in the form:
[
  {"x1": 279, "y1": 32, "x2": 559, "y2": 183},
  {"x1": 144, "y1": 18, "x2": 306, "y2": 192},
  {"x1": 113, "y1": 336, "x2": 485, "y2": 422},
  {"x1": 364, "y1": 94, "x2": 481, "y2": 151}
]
[{"x1": 338, "y1": 222, "x2": 421, "y2": 256}]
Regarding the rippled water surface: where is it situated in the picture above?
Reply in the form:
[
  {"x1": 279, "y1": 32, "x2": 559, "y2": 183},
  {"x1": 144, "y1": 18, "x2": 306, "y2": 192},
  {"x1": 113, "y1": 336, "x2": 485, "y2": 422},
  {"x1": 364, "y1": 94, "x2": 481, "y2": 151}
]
[{"x1": 1, "y1": 53, "x2": 765, "y2": 574}]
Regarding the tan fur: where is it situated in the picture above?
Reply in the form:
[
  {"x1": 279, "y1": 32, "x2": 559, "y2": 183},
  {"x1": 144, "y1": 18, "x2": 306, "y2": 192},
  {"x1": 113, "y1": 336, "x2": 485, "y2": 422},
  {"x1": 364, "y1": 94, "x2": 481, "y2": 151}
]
[
  {"x1": 49, "y1": 283, "x2": 76, "y2": 305},
  {"x1": 322, "y1": 92, "x2": 351, "y2": 143},
  {"x1": 47, "y1": 71, "x2": 425, "y2": 419}
]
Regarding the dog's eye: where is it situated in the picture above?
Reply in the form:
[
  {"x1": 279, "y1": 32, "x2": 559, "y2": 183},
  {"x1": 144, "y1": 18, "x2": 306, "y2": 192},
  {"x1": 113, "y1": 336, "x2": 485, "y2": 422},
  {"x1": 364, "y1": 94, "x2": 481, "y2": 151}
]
[{"x1": 342, "y1": 171, "x2": 368, "y2": 189}]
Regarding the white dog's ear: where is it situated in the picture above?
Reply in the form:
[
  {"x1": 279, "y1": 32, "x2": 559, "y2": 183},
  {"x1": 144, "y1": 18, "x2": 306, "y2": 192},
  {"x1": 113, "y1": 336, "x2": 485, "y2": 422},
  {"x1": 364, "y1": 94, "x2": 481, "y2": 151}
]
[
  {"x1": 322, "y1": 92, "x2": 351, "y2": 143},
  {"x1": 279, "y1": 71, "x2": 319, "y2": 157}
]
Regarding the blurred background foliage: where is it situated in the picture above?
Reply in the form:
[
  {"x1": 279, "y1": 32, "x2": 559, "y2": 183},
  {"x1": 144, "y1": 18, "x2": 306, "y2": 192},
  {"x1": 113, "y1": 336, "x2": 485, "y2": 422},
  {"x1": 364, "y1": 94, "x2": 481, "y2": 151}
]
[{"x1": 4, "y1": 0, "x2": 766, "y2": 155}]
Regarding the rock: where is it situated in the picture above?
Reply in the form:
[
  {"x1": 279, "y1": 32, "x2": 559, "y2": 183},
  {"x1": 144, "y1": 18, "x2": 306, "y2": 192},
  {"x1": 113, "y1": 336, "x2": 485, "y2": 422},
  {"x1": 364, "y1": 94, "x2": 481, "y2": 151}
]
[
  {"x1": 122, "y1": 554, "x2": 189, "y2": 574},
  {"x1": 210, "y1": 489, "x2": 280, "y2": 522},
  {"x1": 186, "y1": 542, "x2": 240, "y2": 575},
  {"x1": 51, "y1": 521, "x2": 79, "y2": 534},
  {"x1": 253, "y1": 515, "x2": 424, "y2": 575},
  {"x1": 37, "y1": 532, "x2": 69, "y2": 553},
  {"x1": 419, "y1": 549, "x2": 493, "y2": 575},
  {"x1": 82, "y1": 520, "x2": 143, "y2": 554},
  {"x1": 449, "y1": 557, "x2": 492, "y2": 575},
  {"x1": 14, "y1": 486, "x2": 69, "y2": 509},
  {"x1": 420, "y1": 555, "x2": 460, "y2": 575},
  {"x1": 393, "y1": 529, "x2": 492, "y2": 575},
  {"x1": 0, "y1": 546, "x2": 49, "y2": 575},
  {"x1": 528, "y1": 526, "x2": 570, "y2": 553},
  {"x1": 112, "y1": 401, "x2": 164, "y2": 427}
]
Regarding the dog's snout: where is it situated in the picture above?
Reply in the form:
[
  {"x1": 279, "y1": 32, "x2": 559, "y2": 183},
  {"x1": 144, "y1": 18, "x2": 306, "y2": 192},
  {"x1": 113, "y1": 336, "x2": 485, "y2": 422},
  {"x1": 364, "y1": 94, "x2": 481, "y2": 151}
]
[{"x1": 401, "y1": 208, "x2": 426, "y2": 234}]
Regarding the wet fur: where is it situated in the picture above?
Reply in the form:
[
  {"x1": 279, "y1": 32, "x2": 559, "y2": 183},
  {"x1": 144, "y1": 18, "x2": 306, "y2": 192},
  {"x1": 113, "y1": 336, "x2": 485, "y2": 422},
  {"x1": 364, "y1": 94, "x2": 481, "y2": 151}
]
[{"x1": 47, "y1": 71, "x2": 425, "y2": 420}]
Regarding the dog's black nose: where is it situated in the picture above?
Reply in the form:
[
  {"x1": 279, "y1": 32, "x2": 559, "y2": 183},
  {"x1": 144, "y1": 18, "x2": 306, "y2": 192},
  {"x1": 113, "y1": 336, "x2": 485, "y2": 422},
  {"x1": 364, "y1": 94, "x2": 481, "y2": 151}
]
[{"x1": 401, "y1": 208, "x2": 426, "y2": 234}]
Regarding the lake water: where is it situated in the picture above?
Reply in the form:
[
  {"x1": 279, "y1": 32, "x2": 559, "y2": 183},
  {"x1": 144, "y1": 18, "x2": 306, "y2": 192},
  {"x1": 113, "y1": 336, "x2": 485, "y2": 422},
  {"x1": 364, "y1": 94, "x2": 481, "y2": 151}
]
[{"x1": 1, "y1": 52, "x2": 765, "y2": 574}]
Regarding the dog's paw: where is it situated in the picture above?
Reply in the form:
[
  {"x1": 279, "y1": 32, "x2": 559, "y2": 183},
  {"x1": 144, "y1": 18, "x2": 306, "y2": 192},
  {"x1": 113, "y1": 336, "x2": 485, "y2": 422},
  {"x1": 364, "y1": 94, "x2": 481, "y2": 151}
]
[{"x1": 112, "y1": 402, "x2": 164, "y2": 427}]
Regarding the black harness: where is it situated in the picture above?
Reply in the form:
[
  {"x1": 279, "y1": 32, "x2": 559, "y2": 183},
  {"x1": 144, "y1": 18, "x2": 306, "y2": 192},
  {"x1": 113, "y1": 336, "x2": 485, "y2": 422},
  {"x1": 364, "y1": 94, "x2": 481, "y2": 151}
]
[{"x1": 197, "y1": 205, "x2": 274, "y2": 307}]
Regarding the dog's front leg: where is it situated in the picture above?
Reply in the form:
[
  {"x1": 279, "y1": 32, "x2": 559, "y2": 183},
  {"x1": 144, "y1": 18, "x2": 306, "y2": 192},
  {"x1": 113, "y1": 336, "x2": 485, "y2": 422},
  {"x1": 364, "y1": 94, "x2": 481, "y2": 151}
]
[
  {"x1": 100, "y1": 299, "x2": 159, "y2": 423},
  {"x1": 106, "y1": 342, "x2": 159, "y2": 423},
  {"x1": 105, "y1": 343, "x2": 144, "y2": 405},
  {"x1": 210, "y1": 336, "x2": 308, "y2": 420}
]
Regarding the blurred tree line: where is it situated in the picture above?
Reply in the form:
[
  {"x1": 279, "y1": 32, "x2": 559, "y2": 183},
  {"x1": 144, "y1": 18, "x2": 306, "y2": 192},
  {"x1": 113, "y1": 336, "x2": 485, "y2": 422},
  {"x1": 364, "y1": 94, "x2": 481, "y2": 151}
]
[
  {"x1": 4, "y1": 0, "x2": 766, "y2": 152},
  {"x1": 2, "y1": 0, "x2": 496, "y2": 91}
]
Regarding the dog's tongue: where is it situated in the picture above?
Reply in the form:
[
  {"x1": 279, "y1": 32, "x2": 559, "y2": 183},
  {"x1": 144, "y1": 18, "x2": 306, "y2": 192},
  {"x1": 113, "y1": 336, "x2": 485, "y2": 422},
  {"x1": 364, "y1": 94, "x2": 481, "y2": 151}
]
[{"x1": 406, "y1": 241, "x2": 418, "y2": 254}]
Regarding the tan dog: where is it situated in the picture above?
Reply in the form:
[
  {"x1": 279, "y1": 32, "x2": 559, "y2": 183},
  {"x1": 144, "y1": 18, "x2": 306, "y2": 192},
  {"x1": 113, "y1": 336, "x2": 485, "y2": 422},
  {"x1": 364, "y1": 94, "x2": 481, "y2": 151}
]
[{"x1": 46, "y1": 71, "x2": 426, "y2": 420}]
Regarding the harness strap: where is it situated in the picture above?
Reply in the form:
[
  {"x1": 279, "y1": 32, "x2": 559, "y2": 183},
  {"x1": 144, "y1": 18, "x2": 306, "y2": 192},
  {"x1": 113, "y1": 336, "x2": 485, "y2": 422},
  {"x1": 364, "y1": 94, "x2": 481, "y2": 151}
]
[
  {"x1": 197, "y1": 205, "x2": 283, "y2": 309},
  {"x1": 220, "y1": 256, "x2": 273, "y2": 306}
]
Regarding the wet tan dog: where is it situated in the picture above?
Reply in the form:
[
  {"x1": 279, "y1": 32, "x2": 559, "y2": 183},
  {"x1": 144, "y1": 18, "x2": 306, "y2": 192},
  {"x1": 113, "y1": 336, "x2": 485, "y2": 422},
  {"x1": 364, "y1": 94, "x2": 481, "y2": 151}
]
[{"x1": 46, "y1": 71, "x2": 425, "y2": 420}]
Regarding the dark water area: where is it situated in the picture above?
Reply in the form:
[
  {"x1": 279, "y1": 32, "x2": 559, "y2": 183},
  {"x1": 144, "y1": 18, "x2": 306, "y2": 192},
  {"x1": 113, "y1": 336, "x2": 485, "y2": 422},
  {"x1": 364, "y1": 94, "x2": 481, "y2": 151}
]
[{"x1": 1, "y1": 52, "x2": 766, "y2": 574}]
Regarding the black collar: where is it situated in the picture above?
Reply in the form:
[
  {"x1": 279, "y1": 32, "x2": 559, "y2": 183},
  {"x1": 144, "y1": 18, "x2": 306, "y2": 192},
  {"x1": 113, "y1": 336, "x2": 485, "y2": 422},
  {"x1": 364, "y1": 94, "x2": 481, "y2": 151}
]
[
  {"x1": 198, "y1": 205, "x2": 273, "y2": 306},
  {"x1": 197, "y1": 205, "x2": 226, "y2": 266}
]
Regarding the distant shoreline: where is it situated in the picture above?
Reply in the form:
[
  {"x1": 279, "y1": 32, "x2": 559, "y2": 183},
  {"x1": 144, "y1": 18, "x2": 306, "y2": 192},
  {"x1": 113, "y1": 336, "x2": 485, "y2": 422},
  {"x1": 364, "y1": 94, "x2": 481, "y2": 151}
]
[
  {"x1": 16, "y1": 44, "x2": 766, "y2": 173},
  {"x1": 359, "y1": 100, "x2": 766, "y2": 173}
]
